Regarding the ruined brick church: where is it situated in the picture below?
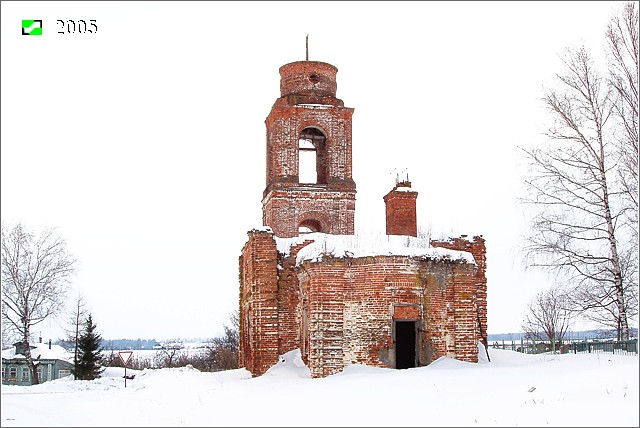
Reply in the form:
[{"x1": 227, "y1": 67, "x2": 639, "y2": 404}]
[{"x1": 238, "y1": 58, "x2": 487, "y2": 378}]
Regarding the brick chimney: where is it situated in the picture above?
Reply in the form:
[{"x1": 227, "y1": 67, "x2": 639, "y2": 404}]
[{"x1": 383, "y1": 180, "x2": 418, "y2": 237}]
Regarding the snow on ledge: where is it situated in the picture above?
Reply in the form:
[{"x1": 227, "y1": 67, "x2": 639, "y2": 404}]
[
  {"x1": 392, "y1": 186, "x2": 417, "y2": 193},
  {"x1": 248, "y1": 226, "x2": 273, "y2": 234},
  {"x1": 432, "y1": 234, "x2": 483, "y2": 244},
  {"x1": 297, "y1": 103, "x2": 332, "y2": 108}
]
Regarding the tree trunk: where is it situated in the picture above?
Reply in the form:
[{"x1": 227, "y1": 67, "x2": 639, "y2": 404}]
[
  {"x1": 74, "y1": 309, "x2": 80, "y2": 378},
  {"x1": 23, "y1": 324, "x2": 39, "y2": 385},
  {"x1": 600, "y1": 153, "x2": 629, "y2": 340}
]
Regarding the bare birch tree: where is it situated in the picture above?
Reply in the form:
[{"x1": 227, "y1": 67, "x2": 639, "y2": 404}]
[
  {"x1": 64, "y1": 293, "x2": 88, "y2": 379},
  {"x1": 521, "y1": 41, "x2": 637, "y2": 340},
  {"x1": 606, "y1": 2, "x2": 639, "y2": 233},
  {"x1": 522, "y1": 286, "x2": 574, "y2": 353},
  {"x1": 1, "y1": 223, "x2": 77, "y2": 384}
]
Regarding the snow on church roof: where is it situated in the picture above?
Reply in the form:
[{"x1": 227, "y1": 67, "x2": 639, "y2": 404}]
[{"x1": 274, "y1": 232, "x2": 476, "y2": 266}]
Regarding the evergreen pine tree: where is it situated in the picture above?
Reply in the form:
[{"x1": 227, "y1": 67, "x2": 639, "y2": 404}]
[{"x1": 75, "y1": 313, "x2": 104, "y2": 380}]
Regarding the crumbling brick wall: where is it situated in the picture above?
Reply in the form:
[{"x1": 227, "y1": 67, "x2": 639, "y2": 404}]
[
  {"x1": 431, "y1": 236, "x2": 488, "y2": 349},
  {"x1": 239, "y1": 230, "x2": 483, "y2": 378},
  {"x1": 262, "y1": 188, "x2": 355, "y2": 238},
  {"x1": 277, "y1": 240, "x2": 313, "y2": 357},
  {"x1": 296, "y1": 254, "x2": 479, "y2": 378},
  {"x1": 238, "y1": 229, "x2": 279, "y2": 376},
  {"x1": 264, "y1": 106, "x2": 355, "y2": 195},
  {"x1": 239, "y1": 230, "x2": 313, "y2": 374}
]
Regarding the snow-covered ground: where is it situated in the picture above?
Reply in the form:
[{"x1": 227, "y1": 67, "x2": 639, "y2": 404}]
[{"x1": 1, "y1": 345, "x2": 637, "y2": 427}]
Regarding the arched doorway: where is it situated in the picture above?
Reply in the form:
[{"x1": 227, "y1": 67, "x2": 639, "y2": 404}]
[{"x1": 298, "y1": 219, "x2": 322, "y2": 234}]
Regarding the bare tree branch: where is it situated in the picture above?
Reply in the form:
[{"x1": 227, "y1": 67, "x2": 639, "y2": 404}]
[{"x1": 606, "y1": 2, "x2": 639, "y2": 240}]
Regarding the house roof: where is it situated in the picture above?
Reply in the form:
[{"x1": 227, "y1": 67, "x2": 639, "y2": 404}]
[{"x1": 2, "y1": 342, "x2": 74, "y2": 363}]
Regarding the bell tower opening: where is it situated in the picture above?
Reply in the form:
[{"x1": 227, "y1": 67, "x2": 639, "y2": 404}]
[{"x1": 299, "y1": 127, "x2": 327, "y2": 185}]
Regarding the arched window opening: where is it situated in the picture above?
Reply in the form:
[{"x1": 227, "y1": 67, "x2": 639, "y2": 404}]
[
  {"x1": 298, "y1": 128, "x2": 327, "y2": 184},
  {"x1": 299, "y1": 219, "x2": 322, "y2": 234},
  {"x1": 299, "y1": 138, "x2": 316, "y2": 184}
]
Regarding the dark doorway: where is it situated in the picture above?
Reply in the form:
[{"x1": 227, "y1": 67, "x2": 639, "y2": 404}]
[{"x1": 395, "y1": 321, "x2": 416, "y2": 369}]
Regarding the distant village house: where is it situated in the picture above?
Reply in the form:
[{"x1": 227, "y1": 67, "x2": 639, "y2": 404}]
[{"x1": 2, "y1": 339, "x2": 74, "y2": 386}]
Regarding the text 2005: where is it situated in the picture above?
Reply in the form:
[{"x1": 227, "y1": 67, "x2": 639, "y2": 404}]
[{"x1": 57, "y1": 20, "x2": 97, "y2": 34}]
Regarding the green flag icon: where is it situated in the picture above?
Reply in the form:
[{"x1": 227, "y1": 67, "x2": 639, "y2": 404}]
[{"x1": 22, "y1": 20, "x2": 42, "y2": 35}]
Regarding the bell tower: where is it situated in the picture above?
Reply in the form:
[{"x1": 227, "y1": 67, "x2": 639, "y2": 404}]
[{"x1": 263, "y1": 60, "x2": 356, "y2": 238}]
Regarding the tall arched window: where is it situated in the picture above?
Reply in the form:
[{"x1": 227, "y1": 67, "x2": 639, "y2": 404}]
[
  {"x1": 298, "y1": 127, "x2": 326, "y2": 184},
  {"x1": 299, "y1": 137, "x2": 316, "y2": 184}
]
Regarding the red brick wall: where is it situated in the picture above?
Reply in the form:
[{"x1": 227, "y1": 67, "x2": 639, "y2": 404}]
[
  {"x1": 431, "y1": 236, "x2": 488, "y2": 348},
  {"x1": 264, "y1": 105, "x2": 355, "y2": 192},
  {"x1": 296, "y1": 255, "x2": 479, "y2": 378},
  {"x1": 238, "y1": 230, "x2": 280, "y2": 376},
  {"x1": 383, "y1": 184, "x2": 418, "y2": 237},
  {"x1": 277, "y1": 240, "x2": 313, "y2": 357},
  {"x1": 393, "y1": 305, "x2": 420, "y2": 320},
  {"x1": 262, "y1": 189, "x2": 355, "y2": 238},
  {"x1": 279, "y1": 61, "x2": 338, "y2": 99},
  {"x1": 239, "y1": 231, "x2": 316, "y2": 375}
]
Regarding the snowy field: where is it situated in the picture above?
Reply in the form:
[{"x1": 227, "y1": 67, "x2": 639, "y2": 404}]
[
  {"x1": 1, "y1": 345, "x2": 637, "y2": 427},
  {"x1": 102, "y1": 343, "x2": 210, "y2": 363}
]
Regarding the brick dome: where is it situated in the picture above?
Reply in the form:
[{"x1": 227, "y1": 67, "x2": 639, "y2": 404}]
[{"x1": 279, "y1": 61, "x2": 338, "y2": 98}]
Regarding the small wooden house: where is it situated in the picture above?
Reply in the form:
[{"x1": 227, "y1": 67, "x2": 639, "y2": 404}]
[{"x1": 2, "y1": 340, "x2": 74, "y2": 386}]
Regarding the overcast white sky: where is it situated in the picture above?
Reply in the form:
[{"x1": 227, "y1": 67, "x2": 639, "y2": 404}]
[{"x1": 1, "y1": 1, "x2": 628, "y2": 341}]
